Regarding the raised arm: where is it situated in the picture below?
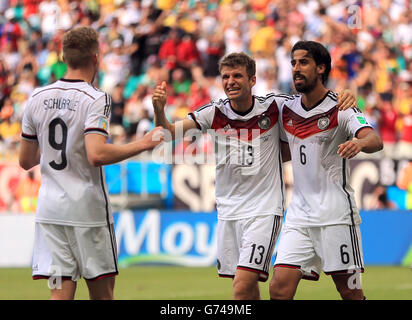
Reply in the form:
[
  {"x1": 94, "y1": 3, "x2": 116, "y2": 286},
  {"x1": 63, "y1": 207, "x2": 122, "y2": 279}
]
[{"x1": 152, "y1": 81, "x2": 197, "y2": 139}]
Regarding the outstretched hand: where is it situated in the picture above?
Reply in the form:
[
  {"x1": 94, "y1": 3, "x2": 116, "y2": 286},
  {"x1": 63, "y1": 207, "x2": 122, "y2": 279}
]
[
  {"x1": 142, "y1": 126, "x2": 164, "y2": 150},
  {"x1": 152, "y1": 81, "x2": 167, "y2": 111}
]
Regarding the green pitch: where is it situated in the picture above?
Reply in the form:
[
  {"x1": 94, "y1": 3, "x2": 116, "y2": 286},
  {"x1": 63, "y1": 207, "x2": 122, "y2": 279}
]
[{"x1": 0, "y1": 266, "x2": 411, "y2": 300}]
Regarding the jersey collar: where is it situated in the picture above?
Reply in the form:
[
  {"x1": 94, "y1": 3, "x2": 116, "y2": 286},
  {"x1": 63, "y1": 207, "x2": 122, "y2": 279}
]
[{"x1": 59, "y1": 78, "x2": 86, "y2": 83}]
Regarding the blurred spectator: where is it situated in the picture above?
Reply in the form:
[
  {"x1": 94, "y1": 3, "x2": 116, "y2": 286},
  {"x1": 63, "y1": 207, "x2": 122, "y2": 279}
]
[
  {"x1": 0, "y1": 97, "x2": 20, "y2": 159},
  {"x1": 158, "y1": 28, "x2": 180, "y2": 71},
  {"x1": 110, "y1": 123, "x2": 128, "y2": 145},
  {"x1": 123, "y1": 84, "x2": 149, "y2": 137},
  {"x1": 39, "y1": 0, "x2": 60, "y2": 41},
  {"x1": 1, "y1": 40, "x2": 20, "y2": 72},
  {"x1": 364, "y1": 105, "x2": 381, "y2": 131},
  {"x1": 16, "y1": 41, "x2": 39, "y2": 76},
  {"x1": 275, "y1": 37, "x2": 293, "y2": 94},
  {"x1": 0, "y1": 58, "x2": 9, "y2": 101},
  {"x1": 110, "y1": 83, "x2": 126, "y2": 126},
  {"x1": 394, "y1": 78, "x2": 412, "y2": 159},
  {"x1": 171, "y1": 67, "x2": 191, "y2": 96},
  {"x1": 396, "y1": 111, "x2": 412, "y2": 159},
  {"x1": 49, "y1": 53, "x2": 67, "y2": 81},
  {"x1": 378, "y1": 98, "x2": 398, "y2": 158},
  {"x1": 136, "y1": 109, "x2": 153, "y2": 139},
  {"x1": 100, "y1": 38, "x2": 130, "y2": 94},
  {"x1": 368, "y1": 184, "x2": 397, "y2": 210},
  {"x1": 249, "y1": 17, "x2": 276, "y2": 57},
  {"x1": 0, "y1": 9, "x2": 23, "y2": 51},
  {"x1": 13, "y1": 169, "x2": 41, "y2": 213},
  {"x1": 188, "y1": 81, "x2": 210, "y2": 112},
  {"x1": 0, "y1": 0, "x2": 411, "y2": 193},
  {"x1": 176, "y1": 33, "x2": 201, "y2": 70},
  {"x1": 397, "y1": 162, "x2": 412, "y2": 209},
  {"x1": 202, "y1": 33, "x2": 225, "y2": 78}
]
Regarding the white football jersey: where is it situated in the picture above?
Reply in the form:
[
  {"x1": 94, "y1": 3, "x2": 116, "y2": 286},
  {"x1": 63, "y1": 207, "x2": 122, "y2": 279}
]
[
  {"x1": 280, "y1": 91, "x2": 373, "y2": 226},
  {"x1": 188, "y1": 94, "x2": 288, "y2": 220},
  {"x1": 21, "y1": 79, "x2": 113, "y2": 227}
]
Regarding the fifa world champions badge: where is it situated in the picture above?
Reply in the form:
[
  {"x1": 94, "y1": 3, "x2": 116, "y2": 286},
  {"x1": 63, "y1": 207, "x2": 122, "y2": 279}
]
[{"x1": 317, "y1": 116, "x2": 330, "y2": 130}]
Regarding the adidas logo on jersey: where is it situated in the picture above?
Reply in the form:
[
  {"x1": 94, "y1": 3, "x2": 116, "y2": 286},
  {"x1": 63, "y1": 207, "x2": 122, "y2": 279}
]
[
  {"x1": 224, "y1": 124, "x2": 231, "y2": 130},
  {"x1": 287, "y1": 119, "x2": 293, "y2": 126}
]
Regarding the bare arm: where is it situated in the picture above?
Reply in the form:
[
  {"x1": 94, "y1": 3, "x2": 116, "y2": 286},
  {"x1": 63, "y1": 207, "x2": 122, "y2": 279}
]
[
  {"x1": 280, "y1": 140, "x2": 291, "y2": 162},
  {"x1": 85, "y1": 127, "x2": 164, "y2": 167},
  {"x1": 152, "y1": 81, "x2": 197, "y2": 139},
  {"x1": 337, "y1": 127, "x2": 383, "y2": 159},
  {"x1": 19, "y1": 139, "x2": 40, "y2": 170}
]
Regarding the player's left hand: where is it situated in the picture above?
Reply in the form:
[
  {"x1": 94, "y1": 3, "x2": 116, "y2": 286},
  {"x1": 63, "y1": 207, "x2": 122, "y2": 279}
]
[
  {"x1": 337, "y1": 137, "x2": 362, "y2": 159},
  {"x1": 337, "y1": 89, "x2": 356, "y2": 111}
]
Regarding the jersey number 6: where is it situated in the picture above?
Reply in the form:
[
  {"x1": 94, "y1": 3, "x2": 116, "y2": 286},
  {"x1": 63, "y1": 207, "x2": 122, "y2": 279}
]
[{"x1": 299, "y1": 145, "x2": 306, "y2": 165}]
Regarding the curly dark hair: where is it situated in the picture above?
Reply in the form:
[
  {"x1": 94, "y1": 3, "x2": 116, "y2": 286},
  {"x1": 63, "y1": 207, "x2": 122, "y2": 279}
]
[{"x1": 291, "y1": 40, "x2": 332, "y2": 85}]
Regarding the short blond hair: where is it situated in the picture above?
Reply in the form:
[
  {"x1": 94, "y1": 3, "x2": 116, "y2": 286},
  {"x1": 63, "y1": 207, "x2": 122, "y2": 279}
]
[{"x1": 62, "y1": 27, "x2": 99, "y2": 69}]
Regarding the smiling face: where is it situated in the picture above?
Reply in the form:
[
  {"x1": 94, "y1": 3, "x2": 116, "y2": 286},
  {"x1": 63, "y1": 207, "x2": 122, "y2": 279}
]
[
  {"x1": 221, "y1": 65, "x2": 256, "y2": 105},
  {"x1": 291, "y1": 49, "x2": 325, "y2": 93}
]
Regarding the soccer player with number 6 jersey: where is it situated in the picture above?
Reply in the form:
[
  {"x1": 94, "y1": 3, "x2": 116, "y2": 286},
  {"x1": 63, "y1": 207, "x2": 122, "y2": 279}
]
[
  {"x1": 19, "y1": 27, "x2": 163, "y2": 300},
  {"x1": 152, "y1": 52, "x2": 357, "y2": 300},
  {"x1": 269, "y1": 41, "x2": 383, "y2": 300}
]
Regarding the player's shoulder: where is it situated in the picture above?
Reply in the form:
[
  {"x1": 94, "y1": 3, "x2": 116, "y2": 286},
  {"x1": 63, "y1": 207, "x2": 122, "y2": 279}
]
[
  {"x1": 82, "y1": 82, "x2": 110, "y2": 102},
  {"x1": 30, "y1": 81, "x2": 58, "y2": 99},
  {"x1": 30, "y1": 80, "x2": 108, "y2": 102},
  {"x1": 192, "y1": 100, "x2": 217, "y2": 114},
  {"x1": 212, "y1": 97, "x2": 230, "y2": 108},
  {"x1": 338, "y1": 105, "x2": 366, "y2": 121},
  {"x1": 327, "y1": 90, "x2": 338, "y2": 102},
  {"x1": 86, "y1": 83, "x2": 107, "y2": 98},
  {"x1": 279, "y1": 93, "x2": 301, "y2": 107},
  {"x1": 254, "y1": 92, "x2": 298, "y2": 106},
  {"x1": 193, "y1": 97, "x2": 230, "y2": 115}
]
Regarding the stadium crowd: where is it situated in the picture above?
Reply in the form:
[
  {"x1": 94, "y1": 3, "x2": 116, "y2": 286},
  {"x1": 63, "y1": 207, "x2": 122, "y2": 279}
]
[
  {"x1": 0, "y1": 0, "x2": 412, "y2": 160},
  {"x1": 0, "y1": 0, "x2": 412, "y2": 212}
]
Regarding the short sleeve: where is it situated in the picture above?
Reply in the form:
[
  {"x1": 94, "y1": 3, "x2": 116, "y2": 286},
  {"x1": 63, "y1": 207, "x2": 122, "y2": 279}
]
[
  {"x1": 84, "y1": 93, "x2": 111, "y2": 136},
  {"x1": 339, "y1": 108, "x2": 373, "y2": 138},
  {"x1": 274, "y1": 96, "x2": 288, "y2": 142},
  {"x1": 187, "y1": 103, "x2": 215, "y2": 133}
]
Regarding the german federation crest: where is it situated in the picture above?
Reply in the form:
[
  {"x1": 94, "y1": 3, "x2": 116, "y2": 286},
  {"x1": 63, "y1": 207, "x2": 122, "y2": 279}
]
[
  {"x1": 317, "y1": 116, "x2": 330, "y2": 130},
  {"x1": 258, "y1": 115, "x2": 271, "y2": 129}
]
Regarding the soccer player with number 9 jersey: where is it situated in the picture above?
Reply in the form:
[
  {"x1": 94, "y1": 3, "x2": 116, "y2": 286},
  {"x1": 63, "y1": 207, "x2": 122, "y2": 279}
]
[{"x1": 19, "y1": 27, "x2": 163, "y2": 300}]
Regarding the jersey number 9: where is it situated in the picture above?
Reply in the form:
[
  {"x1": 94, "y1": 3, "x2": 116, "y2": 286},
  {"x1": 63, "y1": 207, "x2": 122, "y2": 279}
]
[{"x1": 48, "y1": 117, "x2": 68, "y2": 170}]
